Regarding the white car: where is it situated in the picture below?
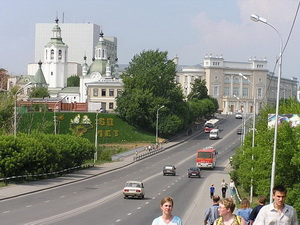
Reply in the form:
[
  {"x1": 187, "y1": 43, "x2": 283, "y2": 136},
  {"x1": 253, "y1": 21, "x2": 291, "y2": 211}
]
[
  {"x1": 123, "y1": 181, "x2": 145, "y2": 199},
  {"x1": 235, "y1": 113, "x2": 243, "y2": 119}
]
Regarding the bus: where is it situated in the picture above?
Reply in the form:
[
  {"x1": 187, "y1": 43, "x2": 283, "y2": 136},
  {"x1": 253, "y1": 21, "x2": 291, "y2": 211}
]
[
  {"x1": 196, "y1": 147, "x2": 217, "y2": 169},
  {"x1": 204, "y1": 119, "x2": 219, "y2": 133}
]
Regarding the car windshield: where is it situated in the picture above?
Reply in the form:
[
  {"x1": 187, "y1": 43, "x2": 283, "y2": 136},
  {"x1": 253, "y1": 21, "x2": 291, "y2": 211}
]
[
  {"x1": 189, "y1": 167, "x2": 198, "y2": 171},
  {"x1": 164, "y1": 166, "x2": 173, "y2": 170}
]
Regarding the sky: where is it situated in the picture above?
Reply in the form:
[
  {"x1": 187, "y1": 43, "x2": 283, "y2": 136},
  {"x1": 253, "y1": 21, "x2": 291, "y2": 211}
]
[{"x1": 1, "y1": 0, "x2": 300, "y2": 81}]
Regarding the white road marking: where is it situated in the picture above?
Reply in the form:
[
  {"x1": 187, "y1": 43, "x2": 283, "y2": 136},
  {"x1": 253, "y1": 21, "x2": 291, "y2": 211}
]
[{"x1": 3, "y1": 211, "x2": 10, "y2": 213}]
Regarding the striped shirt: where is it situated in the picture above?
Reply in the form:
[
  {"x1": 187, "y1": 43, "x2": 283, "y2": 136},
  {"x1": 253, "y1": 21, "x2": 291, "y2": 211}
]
[{"x1": 253, "y1": 203, "x2": 298, "y2": 225}]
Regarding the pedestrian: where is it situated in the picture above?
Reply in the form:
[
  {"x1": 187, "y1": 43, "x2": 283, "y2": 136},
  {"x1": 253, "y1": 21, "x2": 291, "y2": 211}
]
[
  {"x1": 229, "y1": 180, "x2": 236, "y2": 198},
  {"x1": 204, "y1": 195, "x2": 220, "y2": 225},
  {"x1": 152, "y1": 196, "x2": 183, "y2": 225},
  {"x1": 249, "y1": 195, "x2": 266, "y2": 225},
  {"x1": 237, "y1": 198, "x2": 252, "y2": 224},
  {"x1": 214, "y1": 198, "x2": 247, "y2": 225},
  {"x1": 210, "y1": 184, "x2": 215, "y2": 199},
  {"x1": 254, "y1": 185, "x2": 298, "y2": 225},
  {"x1": 221, "y1": 179, "x2": 228, "y2": 198}
]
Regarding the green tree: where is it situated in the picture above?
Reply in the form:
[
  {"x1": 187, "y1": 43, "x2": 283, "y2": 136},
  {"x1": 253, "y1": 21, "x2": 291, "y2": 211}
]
[
  {"x1": 116, "y1": 49, "x2": 189, "y2": 135},
  {"x1": 187, "y1": 78, "x2": 208, "y2": 100},
  {"x1": 29, "y1": 86, "x2": 49, "y2": 98},
  {"x1": 67, "y1": 75, "x2": 80, "y2": 87},
  {"x1": 0, "y1": 91, "x2": 14, "y2": 134},
  {"x1": 231, "y1": 99, "x2": 300, "y2": 216}
]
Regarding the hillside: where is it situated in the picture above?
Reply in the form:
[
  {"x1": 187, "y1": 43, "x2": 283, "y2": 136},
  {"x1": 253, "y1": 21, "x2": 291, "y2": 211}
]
[{"x1": 18, "y1": 112, "x2": 155, "y2": 145}]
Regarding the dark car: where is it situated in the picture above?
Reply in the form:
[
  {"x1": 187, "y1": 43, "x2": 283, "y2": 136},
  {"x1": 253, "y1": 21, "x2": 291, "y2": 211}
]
[
  {"x1": 163, "y1": 165, "x2": 176, "y2": 176},
  {"x1": 237, "y1": 128, "x2": 243, "y2": 135},
  {"x1": 188, "y1": 167, "x2": 201, "y2": 178}
]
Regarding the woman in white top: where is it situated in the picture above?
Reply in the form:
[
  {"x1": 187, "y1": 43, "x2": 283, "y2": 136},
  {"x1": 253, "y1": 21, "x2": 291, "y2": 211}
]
[{"x1": 152, "y1": 196, "x2": 183, "y2": 225}]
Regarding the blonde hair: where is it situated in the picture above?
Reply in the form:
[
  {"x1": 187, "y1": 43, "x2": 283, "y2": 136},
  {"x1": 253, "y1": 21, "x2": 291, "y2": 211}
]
[
  {"x1": 220, "y1": 198, "x2": 235, "y2": 213},
  {"x1": 240, "y1": 198, "x2": 250, "y2": 209}
]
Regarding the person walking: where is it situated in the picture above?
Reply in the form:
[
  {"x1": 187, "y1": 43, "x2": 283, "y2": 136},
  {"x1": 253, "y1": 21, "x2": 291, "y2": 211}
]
[
  {"x1": 254, "y1": 185, "x2": 298, "y2": 225},
  {"x1": 229, "y1": 180, "x2": 236, "y2": 199},
  {"x1": 221, "y1": 179, "x2": 228, "y2": 198},
  {"x1": 204, "y1": 195, "x2": 220, "y2": 225},
  {"x1": 237, "y1": 198, "x2": 252, "y2": 224},
  {"x1": 249, "y1": 195, "x2": 266, "y2": 225},
  {"x1": 210, "y1": 184, "x2": 215, "y2": 199},
  {"x1": 152, "y1": 196, "x2": 183, "y2": 225},
  {"x1": 214, "y1": 198, "x2": 247, "y2": 225}
]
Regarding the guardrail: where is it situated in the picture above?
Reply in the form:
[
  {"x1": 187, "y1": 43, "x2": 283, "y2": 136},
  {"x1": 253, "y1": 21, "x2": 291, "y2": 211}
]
[{"x1": 133, "y1": 147, "x2": 165, "y2": 161}]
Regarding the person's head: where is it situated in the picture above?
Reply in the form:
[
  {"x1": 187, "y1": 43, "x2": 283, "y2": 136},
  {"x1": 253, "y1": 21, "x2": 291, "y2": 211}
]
[
  {"x1": 160, "y1": 196, "x2": 174, "y2": 215},
  {"x1": 240, "y1": 198, "x2": 250, "y2": 209},
  {"x1": 258, "y1": 195, "x2": 267, "y2": 205},
  {"x1": 218, "y1": 198, "x2": 235, "y2": 216},
  {"x1": 211, "y1": 184, "x2": 214, "y2": 186},
  {"x1": 272, "y1": 185, "x2": 287, "y2": 207},
  {"x1": 212, "y1": 195, "x2": 220, "y2": 203}
]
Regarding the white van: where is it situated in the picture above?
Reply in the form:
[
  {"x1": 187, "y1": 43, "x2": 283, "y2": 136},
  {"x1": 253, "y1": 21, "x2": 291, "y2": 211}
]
[{"x1": 209, "y1": 129, "x2": 219, "y2": 140}]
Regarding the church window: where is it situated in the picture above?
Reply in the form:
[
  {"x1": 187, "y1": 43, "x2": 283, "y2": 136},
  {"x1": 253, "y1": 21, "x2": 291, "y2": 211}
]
[
  {"x1": 58, "y1": 50, "x2": 62, "y2": 60},
  {"x1": 102, "y1": 89, "x2": 106, "y2": 96},
  {"x1": 98, "y1": 49, "x2": 101, "y2": 58},
  {"x1": 109, "y1": 89, "x2": 114, "y2": 96},
  {"x1": 93, "y1": 88, "x2": 98, "y2": 97},
  {"x1": 102, "y1": 49, "x2": 105, "y2": 58},
  {"x1": 51, "y1": 72, "x2": 53, "y2": 76},
  {"x1": 109, "y1": 102, "x2": 114, "y2": 109},
  {"x1": 51, "y1": 49, "x2": 54, "y2": 59}
]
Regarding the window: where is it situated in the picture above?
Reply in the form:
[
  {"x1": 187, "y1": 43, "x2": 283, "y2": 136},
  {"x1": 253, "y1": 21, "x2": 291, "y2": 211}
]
[
  {"x1": 233, "y1": 87, "x2": 239, "y2": 96},
  {"x1": 242, "y1": 78, "x2": 250, "y2": 84},
  {"x1": 50, "y1": 49, "x2": 54, "y2": 59},
  {"x1": 46, "y1": 50, "x2": 48, "y2": 60},
  {"x1": 101, "y1": 89, "x2": 106, "y2": 96},
  {"x1": 242, "y1": 88, "x2": 249, "y2": 97},
  {"x1": 51, "y1": 71, "x2": 53, "y2": 76},
  {"x1": 109, "y1": 102, "x2": 114, "y2": 109},
  {"x1": 224, "y1": 86, "x2": 230, "y2": 96},
  {"x1": 233, "y1": 77, "x2": 240, "y2": 84},
  {"x1": 258, "y1": 88, "x2": 263, "y2": 97},
  {"x1": 117, "y1": 89, "x2": 122, "y2": 96},
  {"x1": 215, "y1": 76, "x2": 218, "y2": 80},
  {"x1": 224, "y1": 77, "x2": 230, "y2": 84},
  {"x1": 58, "y1": 50, "x2": 62, "y2": 60},
  {"x1": 213, "y1": 86, "x2": 219, "y2": 96},
  {"x1": 93, "y1": 88, "x2": 98, "y2": 97},
  {"x1": 109, "y1": 89, "x2": 114, "y2": 96}
]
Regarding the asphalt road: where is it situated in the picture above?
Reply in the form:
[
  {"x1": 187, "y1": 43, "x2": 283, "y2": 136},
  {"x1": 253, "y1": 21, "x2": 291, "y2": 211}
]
[{"x1": 0, "y1": 115, "x2": 244, "y2": 225}]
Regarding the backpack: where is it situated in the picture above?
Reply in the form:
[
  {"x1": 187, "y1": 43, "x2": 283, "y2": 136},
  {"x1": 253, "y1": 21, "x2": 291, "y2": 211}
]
[{"x1": 216, "y1": 215, "x2": 241, "y2": 225}]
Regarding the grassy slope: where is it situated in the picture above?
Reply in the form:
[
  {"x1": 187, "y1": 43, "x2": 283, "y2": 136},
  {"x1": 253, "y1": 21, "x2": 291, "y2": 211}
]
[{"x1": 18, "y1": 112, "x2": 155, "y2": 144}]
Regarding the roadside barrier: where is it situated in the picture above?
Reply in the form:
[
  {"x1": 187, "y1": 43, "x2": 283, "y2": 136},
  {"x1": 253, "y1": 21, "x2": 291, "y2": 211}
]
[{"x1": 133, "y1": 147, "x2": 165, "y2": 161}]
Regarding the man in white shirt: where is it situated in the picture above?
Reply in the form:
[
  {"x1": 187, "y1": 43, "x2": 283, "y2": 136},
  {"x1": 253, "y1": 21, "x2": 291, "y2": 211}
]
[{"x1": 254, "y1": 185, "x2": 298, "y2": 225}]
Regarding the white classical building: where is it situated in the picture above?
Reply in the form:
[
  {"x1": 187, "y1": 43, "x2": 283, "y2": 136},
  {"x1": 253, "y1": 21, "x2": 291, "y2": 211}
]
[{"x1": 176, "y1": 55, "x2": 298, "y2": 114}]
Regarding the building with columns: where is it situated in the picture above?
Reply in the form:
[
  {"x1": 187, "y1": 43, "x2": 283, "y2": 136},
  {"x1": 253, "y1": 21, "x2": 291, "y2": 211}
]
[{"x1": 176, "y1": 55, "x2": 298, "y2": 114}]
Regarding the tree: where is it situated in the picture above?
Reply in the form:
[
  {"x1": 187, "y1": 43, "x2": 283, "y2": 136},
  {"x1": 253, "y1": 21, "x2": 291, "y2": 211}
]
[
  {"x1": 67, "y1": 75, "x2": 80, "y2": 87},
  {"x1": 0, "y1": 68, "x2": 9, "y2": 90},
  {"x1": 29, "y1": 86, "x2": 49, "y2": 98},
  {"x1": 117, "y1": 49, "x2": 190, "y2": 135},
  {"x1": 231, "y1": 99, "x2": 300, "y2": 216},
  {"x1": 187, "y1": 78, "x2": 208, "y2": 100},
  {"x1": 0, "y1": 91, "x2": 14, "y2": 134}
]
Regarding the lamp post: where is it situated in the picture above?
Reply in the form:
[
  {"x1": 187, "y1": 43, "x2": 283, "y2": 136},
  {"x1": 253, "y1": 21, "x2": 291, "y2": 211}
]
[
  {"x1": 14, "y1": 82, "x2": 32, "y2": 138},
  {"x1": 156, "y1": 105, "x2": 164, "y2": 145},
  {"x1": 239, "y1": 73, "x2": 256, "y2": 203},
  {"x1": 54, "y1": 96, "x2": 68, "y2": 135},
  {"x1": 94, "y1": 109, "x2": 100, "y2": 163},
  {"x1": 251, "y1": 13, "x2": 283, "y2": 203}
]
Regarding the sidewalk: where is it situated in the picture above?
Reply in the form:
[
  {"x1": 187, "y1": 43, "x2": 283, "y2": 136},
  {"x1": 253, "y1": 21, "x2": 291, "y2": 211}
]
[{"x1": 0, "y1": 129, "x2": 200, "y2": 201}]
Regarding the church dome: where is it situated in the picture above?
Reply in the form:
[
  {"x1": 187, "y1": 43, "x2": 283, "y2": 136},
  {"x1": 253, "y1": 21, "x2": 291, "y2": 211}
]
[{"x1": 87, "y1": 59, "x2": 108, "y2": 75}]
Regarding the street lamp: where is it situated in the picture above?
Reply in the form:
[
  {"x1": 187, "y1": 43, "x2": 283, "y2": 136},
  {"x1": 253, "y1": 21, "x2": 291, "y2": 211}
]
[
  {"x1": 251, "y1": 13, "x2": 283, "y2": 203},
  {"x1": 156, "y1": 105, "x2": 164, "y2": 145},
  {"x1": 234, "y1": 95, "x2": 246, "y2": 144},
  {"x1": 94, "y1": 109, "x2": 100, "y2": 163},
  {"x1": 14, "y1": 82, "x2": 32, "y2": 138},
  {"x1": 239, "y1": 73, "x2": 256, "y2": 203},
  {"x1": 54, "y1": 96, "x2": 68, "y2": 135}
]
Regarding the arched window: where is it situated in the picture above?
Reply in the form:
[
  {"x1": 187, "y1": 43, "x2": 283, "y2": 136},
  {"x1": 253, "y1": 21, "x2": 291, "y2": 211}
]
[
  {"x1": 233, "y1": 77, "x2": 240, "y2": 84},
  {"x1": 224, "y1": 77, "x2": 230, "y2": 84},
  {"x1": 50, "y1": 49, "x2": 54, "y2": 60},
  {"x1": 58, "y1": 50, "x2": 62, "y2": 60}
]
